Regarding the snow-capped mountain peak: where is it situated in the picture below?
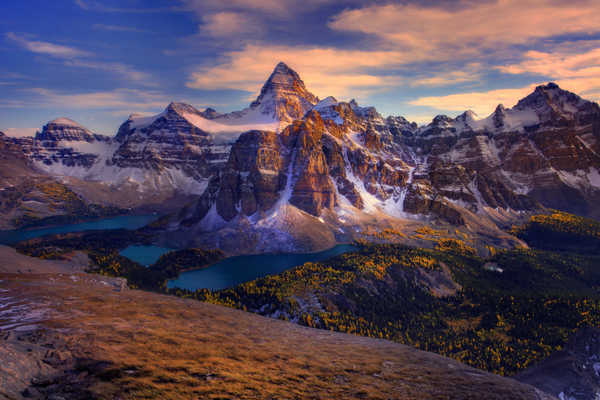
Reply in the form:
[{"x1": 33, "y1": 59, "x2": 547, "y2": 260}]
[
  {"x1": 249, "y1": 61, "x2": 319, "y2": 123},
  {"x1": 36, "y1": 117, "x2": 97, "y2": 143},
  {"x1": 47, "y1": 117, "x2": 89, "y2": 129}
]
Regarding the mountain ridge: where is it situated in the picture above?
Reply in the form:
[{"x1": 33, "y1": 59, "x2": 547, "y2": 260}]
[{"x1": 1, "y1": 64, "x2": 599, "y2": 252}]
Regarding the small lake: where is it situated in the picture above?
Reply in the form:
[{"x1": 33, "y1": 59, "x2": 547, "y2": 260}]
[
  {"x1": 167, "y1": 244, "x2": 357, "y2": 291},
  {"x1": 120, "y1": 245, "x2": 174, "y2": 266},
  {"x1": 0, "y1": 214, "x2": 159, "y2": 244}
]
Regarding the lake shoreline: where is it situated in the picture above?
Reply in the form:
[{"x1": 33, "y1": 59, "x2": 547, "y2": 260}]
[
  {"x1": 0, "y1": 214, "x2": 161, "y2": 245},
  {"x1": 166, "y1": 243, "x2": 359, "y2": 291}
]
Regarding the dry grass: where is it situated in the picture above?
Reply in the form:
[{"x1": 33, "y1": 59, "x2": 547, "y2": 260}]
[{"x1": 0, "y1": 272, "x2": 552, "y2": 400}]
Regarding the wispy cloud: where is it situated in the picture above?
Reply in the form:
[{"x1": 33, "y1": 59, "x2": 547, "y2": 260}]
[
  {"x1": 200, "y1": 12, "x2": 264, "y2": 38},
  {"x1": 65, "y1": 60, "x2": 155, "y2": 85},
  {"x1": 498, "y1": 45, "x2": 600, "y2": 102},
  {"x1": 182, "y1": 0, "x2": 338, "y2": 18},
  {"x1": 6, "y1": 32, "x2": 91, "y2": 59},
  {"x1": 24, "y1": 88, "x2": 168, "y2": 110},
  {"x1": 75, "y1": 0, "x2": 177, "y2": 13},
  {"x1": 92, "y1": 24, "x2": 152, "y2": 33},
  {"x1": 410, "y1": 63, "x2": 483, "y2": 87},
  {"x1": 187, "y1": 44, "x2": 411, "y2": 99},
  {"x1": 408, "y1": 85, "x2": 539, "y2": 117},
  {"x1": 6, "y1": 32, "x2": 154, "y2": 85}
]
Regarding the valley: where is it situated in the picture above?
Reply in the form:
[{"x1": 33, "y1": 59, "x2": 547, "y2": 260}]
[{"x1": 2, "y1": 62, "x2": 600, "y2": 399}]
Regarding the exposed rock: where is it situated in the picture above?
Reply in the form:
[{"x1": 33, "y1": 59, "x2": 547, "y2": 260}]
[{"x1": 249, "y1": 61, "x2": 319, "y2": 123}]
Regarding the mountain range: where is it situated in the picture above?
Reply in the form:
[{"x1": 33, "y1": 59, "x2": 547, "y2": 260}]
[{"x1": 2, "y1": 62, "x2": 600, "y2": 253}]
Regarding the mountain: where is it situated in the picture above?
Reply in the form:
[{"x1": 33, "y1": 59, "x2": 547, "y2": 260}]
[
  {"x1": 0, "y1": 131, "x2": 121, "y2": 229},
  {"x1": 7, "y1": 63, "x2": 320, "y2": 214},
  {"x1": 249, "y1": 61, "x2": 319, "y2": 123},
  {"x1": 153, "y1": 76, "x2": 600, "y2": 254},
  {"x1": 1, "y1": 64, "x2": 600, "y2": 251},
  {"x1": 415, "y1": 83, "x2": 600, "y2": 218}
]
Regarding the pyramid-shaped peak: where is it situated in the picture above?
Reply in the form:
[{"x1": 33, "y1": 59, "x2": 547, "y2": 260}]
[
  {"x1": 261, "y1": 62, "x2": 307, "y2": 89},
  {"x1": 535, "y1": 82, "x2": 560, "y2": 92},
  {"x1": 457, "y1": 110, "x2": 478, "y2": 121},
  {"x1": 274, "y1": 61, "x2": 294, "y2": 73},
  {"x1": 249, "y1": 62, "x2": 319, "y2": 123}
]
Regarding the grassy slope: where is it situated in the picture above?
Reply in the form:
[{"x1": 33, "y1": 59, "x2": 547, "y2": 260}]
[
  {"x1": 180, "y1": 221, "x2": 600, "y2": 376},
  {"x1": 0, "y1": 269, "x2": 552, "y2": 400}
]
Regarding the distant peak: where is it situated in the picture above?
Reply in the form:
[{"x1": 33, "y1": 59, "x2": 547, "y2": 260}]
[
  {"x1": 166, "y1": 102, "x2": 199, "y2": 115},
  {"x1": 535, "y1": 82, "x2": 560, "y2": 92},
  {"x1": 432, "y1": 115, "x2": 453, "y2": 125},
  {"x1": 47, "y1": 117, "x2": 87, "y2": 129},
  {"x1": 515, "y1": 82, "x2": 587, "y2": 114},
  {"x1": 494, "y1": 104, "x2": 507, "y2": 113},
  {"x1": 274, "y1": 61, "x2": 292, "y2": 72},
  {"x1": 457, "y1": 110, "x2": 477, "y2": 120},
  {"x1": 314, "y1": 96, "x2": 338, "y2": 110}
]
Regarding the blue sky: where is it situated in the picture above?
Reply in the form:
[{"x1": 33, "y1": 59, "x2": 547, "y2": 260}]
[{"x1": 1, "y1": 0, "x2": 600, "y2": 136}]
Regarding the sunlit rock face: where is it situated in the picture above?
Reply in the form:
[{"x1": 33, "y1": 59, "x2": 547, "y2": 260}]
[{"x1": 249, "y1": 61, "x2": 319, "y2": 124}]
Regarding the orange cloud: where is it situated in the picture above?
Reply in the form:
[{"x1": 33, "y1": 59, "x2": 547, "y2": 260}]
[
  {"x1": 498, "y1": 46, "x2": 600, "y2": 101},
  {"x1": 200, "y1": 12, "x2": 264, "y2": 37},
  {"x1": 329, "y1": 1, "x2": 600, "y2": 62},
  {"x1": 186, "y1": 44, "x2": 407, "y2": 99},
  {"x1": 409, "y1": 85, "x2": 539, "y2": 116}
]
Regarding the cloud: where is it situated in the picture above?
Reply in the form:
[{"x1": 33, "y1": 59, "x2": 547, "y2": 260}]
[
  {"x1": 182, "y1": 0, "x2": 336, "y2": 18},
  {"x1": 64, "y1": 60, "x2": 155, "y2": 84},
  {"x1": 200, "y1": 12, "x2": 264, "y2": 38},
  {"x1": 6, "y1": 32, "x2": 154, "y2": 85},
  {"x1": 75, "y1": 0, "x2": 176, "y2": 13},
  {"x1": 329, "y1": 0, "x2": 600, "y2": 62},
  {"x1": 409, "y1": 85, "x2": 539, "y2": 116},
  {"x1": 5, "y1": 32, "x2": 91, "y2": 59},
  {"x1": 498, "y1": 46, "x2": 600, "y2": 102},
  {"x1": 410, "y1": 63, "x2": 483, "y2": 87},
  {"x1": 186, "y1": 44, "x2": 414, "y2": 98},
  {"x1": 92, "y1": 24, "x2": 151, "y2": 33},
  {"x1": 24, "y1": 88, "x2": 167, "y2": 110}
]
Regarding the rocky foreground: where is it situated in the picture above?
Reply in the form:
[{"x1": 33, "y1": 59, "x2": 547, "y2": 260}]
[{"x1": 0, "y1": 252, "x2": 554, "y2": 400}]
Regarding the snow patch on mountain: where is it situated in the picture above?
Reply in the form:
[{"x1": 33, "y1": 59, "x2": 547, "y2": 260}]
[
  {"x1": 182, "y1": 109, "x2": 279, "y2": 143},
  {"x1": 48, "y1": 117, "x2": 89, "y2": 129}
]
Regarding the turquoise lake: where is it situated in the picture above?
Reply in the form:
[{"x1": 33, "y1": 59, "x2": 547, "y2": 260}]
[
  {"x1": 119, "y1": 245, "x2": 174, "y2": 266},
  {"x1": 0, "y1": 214, "x2": 159, "y2": 244},
  {"x1": 0, "y1": 215, "x2": 357, "y2": 292},
  {"x1": 167, "y1": 244, "x2": 357, "y2": 291}
]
